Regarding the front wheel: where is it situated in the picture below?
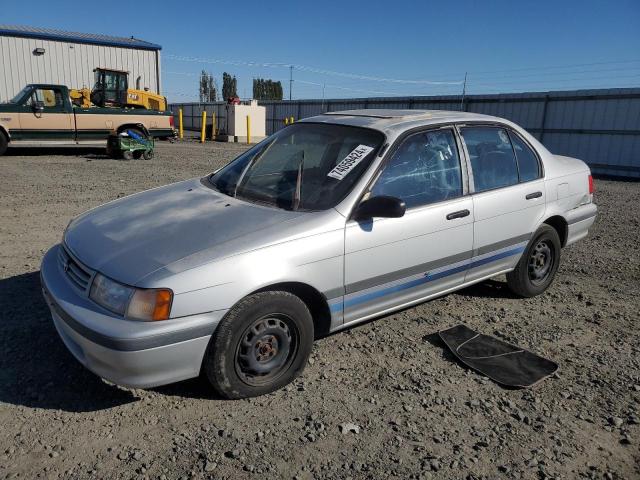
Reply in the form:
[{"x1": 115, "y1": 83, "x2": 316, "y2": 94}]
[
  {"x1": 506, "y1": 224, "x2": 561, "y2": 297},
  {"x1": 203, "y1": 291, "x2": 314, "y2": 399}
]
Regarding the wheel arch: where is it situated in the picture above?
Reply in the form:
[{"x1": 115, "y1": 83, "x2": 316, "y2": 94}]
[
  {"x1": 543, "y1": 215, "x2": 568, "y2": 247},
  {"x1": 250, "y1": 281, "x2": 332, "y2": 339},
  {"x1": 116, "y1": 122, "x2": 149, "y2": 137},
  {"x1": 0, "y1": 125, "x2": 9, "y2": 141}
]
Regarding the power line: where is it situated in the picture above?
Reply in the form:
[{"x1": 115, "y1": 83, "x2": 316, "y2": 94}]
[
  {"x1": 470, "y1": 72, "x2": 640, "y2": 88},
  {"x1": 165, "y1": 54, "x2": 464, "y2": 86},
  {"x1": 463, "y1": 59, "x2": 640, "y2": 77},
  {"x1": 296, "y1": 79, "x2": 432, "y2": 97}
]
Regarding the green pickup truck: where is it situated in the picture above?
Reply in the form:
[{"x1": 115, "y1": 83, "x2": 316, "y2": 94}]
[{"x1": 0, "y1": 84, "x2": 174, "y2": 155}]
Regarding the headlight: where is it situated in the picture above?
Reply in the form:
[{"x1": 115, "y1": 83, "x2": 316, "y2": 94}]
[
  {"x1": 90, "y1": 274, "x2": 135, "y2": 316},
  {"x1": 89, "y1": 273, "x2": 173, "y2": 321}
]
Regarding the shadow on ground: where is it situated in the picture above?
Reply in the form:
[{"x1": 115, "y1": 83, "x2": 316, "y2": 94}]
[
  {"x1": 0, "y1": 272, "x2": 518, "y2": 411},
  {"x1": 457, "y1": 278, "x2": 520, "y2": 299},
  {"x1": 0, "y1": 271, "x2": 139, "y2": 412},
  {"x1": 6, "y1": 147, "x2": 105, "y2": 158}
]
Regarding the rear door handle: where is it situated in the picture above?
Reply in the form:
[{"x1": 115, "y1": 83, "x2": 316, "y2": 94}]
[
  {"x1": 526, "y1": 191, "x2": 543, "y2": 200},
  {"x1": 446, "y1": 209, "x2": 470, "y2": 220}
]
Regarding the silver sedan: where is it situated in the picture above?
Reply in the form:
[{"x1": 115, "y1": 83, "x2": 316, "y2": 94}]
[{"x1": 40, "y1": 110, "x2": 597, "y2": 398}]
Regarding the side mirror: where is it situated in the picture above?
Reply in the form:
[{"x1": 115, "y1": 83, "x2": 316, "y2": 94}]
[
  {"x1": 354, "y1": 195, "x2": 406, "y2": 220},
  {"x1": 33, "y1": 101, "x2": 45, "y2": 112}
]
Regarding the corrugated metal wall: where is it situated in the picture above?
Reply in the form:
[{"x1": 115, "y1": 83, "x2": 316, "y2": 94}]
[
  {"x1": 0, "y1": 35, "x2": 160, "y2": 101},
  {"x1": 171, "y1": 88, "x2": 640, "y2": 178}
]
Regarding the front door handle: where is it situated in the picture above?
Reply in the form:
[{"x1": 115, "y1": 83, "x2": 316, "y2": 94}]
[
  {"x1": 526, "y1": 191, "x2": 543, "y2": 200},
  {"x1": 446, "y1": 209, "x2": 470, "y2": 220}
]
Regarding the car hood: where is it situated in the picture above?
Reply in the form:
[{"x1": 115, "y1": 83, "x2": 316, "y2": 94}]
[{"x1": 64, "y1": 178, "x2": 303, "y2": 285}]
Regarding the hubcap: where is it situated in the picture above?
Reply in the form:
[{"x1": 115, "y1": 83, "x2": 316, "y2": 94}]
[
  {"x1": 235, "y1": 314, "x2": 298, "y2": 386},
  {"x1": 528, "y1": 240, "x2": 553, "y2": 285}
]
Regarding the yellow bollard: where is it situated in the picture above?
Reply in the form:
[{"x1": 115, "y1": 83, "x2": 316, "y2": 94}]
[
  {"x1": 246, "y1": 115, "x2": 251, "y2": 144},
  {"x1": 284, "y1": 117, "x2": 289, "y2": 126},
  {"x1": 200, "y1": 111, "x2": 207, "y2": 143},
  {"x1": 290, "y1": 116, "x2": 294, "y2": 124},
  {"x1": 178, "y1": 108, "x2": 184, "y2": 139},
  {"x1": 211, "y1": 112, "x2": 216, "y2": 140}
]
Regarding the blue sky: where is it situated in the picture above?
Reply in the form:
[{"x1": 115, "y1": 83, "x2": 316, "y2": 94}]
[{"x1": 2, "y1": 0, "x2": 639, "y2": 101}]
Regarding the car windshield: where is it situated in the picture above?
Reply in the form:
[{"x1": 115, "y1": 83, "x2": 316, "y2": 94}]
[
  {"x1": 208, "y1": 123, "x2": 384, "y2": 211},
  {"x1": 8, "y1": 86, "x2": 31, "y2": 104}
]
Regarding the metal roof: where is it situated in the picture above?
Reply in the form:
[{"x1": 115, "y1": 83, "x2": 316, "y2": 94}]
[{"x1": 0, "y1": 24, "x2": 161, "y2": 50}]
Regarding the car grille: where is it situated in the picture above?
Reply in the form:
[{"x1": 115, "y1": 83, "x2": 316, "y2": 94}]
[{"x1": 58, "y1": 245, "x2": 94, "y2": 292}]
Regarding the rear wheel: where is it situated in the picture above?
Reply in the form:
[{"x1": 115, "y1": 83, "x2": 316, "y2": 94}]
[
  {"x1": 506, "y1": 224, "x2": 561, "y2": 297},
  {"x1": 203, "y1": 291, "x2": 314, "y2": 399},
  {"x1": 0, "y1": 131, "x2": 7, "y2": 156}
]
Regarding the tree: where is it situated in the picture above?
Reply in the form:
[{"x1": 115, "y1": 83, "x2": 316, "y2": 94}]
[
  {"x1": 222, "y1": 72, "x2": 238, "y2": 100},
  {"x1": 199, "y1": 70, "x2": 217, "y2": 102},
  {"x1": 252, "y1": 78, "x2": 283, "y2": 100}
]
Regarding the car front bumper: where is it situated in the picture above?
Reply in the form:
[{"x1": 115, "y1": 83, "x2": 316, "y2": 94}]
[{"x1": 40, "y1": 244, "x2": 227, "y2": 389}]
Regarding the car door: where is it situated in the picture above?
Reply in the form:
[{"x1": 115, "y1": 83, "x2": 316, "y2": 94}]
[
  {"x1": 342, "y1": 127, "x2": 474, "y2": 325},
  {"x1": 458, "y1": 125, "x2": 546, "y2": 283},
  {"x1": 17, "y1": 86, "x2": 74, "y2": 143}
]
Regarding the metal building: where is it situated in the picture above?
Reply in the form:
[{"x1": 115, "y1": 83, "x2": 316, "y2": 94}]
[{"x1": 0, "y1": 25, "x2": 161, "y2": 102}]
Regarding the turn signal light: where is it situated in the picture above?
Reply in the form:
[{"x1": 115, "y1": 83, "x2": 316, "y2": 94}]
[
  {"x1": 588, "y1": 174, "x2": 594, "y2": 195},
  {"x1": 126, "y1": 288, "x2": 173, "y2": 321}
]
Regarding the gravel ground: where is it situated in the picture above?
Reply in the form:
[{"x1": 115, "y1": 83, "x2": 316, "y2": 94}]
[{"x1": 0, "y1": 141, "x2": 639, "y2": 480}]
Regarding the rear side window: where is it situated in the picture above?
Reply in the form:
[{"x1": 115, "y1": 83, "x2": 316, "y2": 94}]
[
  {"x1": 460, "y1": 127, "x2": 519, "y2": 192},
  {"x1": 509, "y1": 132, "x2": 541, "y2": 182}
]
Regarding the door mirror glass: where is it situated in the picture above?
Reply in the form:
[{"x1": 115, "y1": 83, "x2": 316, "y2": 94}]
[
  {"x1": 355, "y1": 195, "x2": 406, "y2": 220},
  {"x1": 33, "y1": 100, "x2": 45, "y2": 112}
]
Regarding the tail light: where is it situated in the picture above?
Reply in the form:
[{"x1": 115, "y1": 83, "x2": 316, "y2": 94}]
[
  {"x1": 169, "y1": 115, "x2": 174, "y2": 127},
  {"x1": 588, "y1": 174, "x2": 594, "y2": 195}
]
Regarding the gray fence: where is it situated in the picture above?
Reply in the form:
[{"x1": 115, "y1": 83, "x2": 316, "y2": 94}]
[{"x1": 171, "y1": 88, "x2": 640, "y2": 178}]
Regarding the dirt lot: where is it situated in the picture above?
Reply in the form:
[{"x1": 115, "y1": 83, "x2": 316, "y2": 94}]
[{"x1": 1, "y1": 141, "x2": 639, "y2": 480}]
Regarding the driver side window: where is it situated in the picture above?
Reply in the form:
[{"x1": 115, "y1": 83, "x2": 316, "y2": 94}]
[{"x1": 370, "y1": 129, "x2": 463, "y2": 208}]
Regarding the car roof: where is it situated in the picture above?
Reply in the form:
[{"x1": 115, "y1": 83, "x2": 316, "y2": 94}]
[{"x1": 300, "y1": 109, "x2": 509, "y2": 136}]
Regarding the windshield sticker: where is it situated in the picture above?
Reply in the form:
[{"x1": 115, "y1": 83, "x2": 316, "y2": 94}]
[{"x1": 327, "y1": 145, "x2": 375, "y2": 180}]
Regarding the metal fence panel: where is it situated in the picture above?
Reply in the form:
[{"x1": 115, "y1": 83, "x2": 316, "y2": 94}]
[{"x1": 171, "y1": 87, "x2": 640, "y2": 178}]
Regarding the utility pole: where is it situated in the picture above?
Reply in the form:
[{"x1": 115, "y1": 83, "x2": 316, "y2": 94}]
[
  {"x1": 289, "y1": 65, "x2": 293, "y2": 101},
  {"x1": 460, "y1": 72, "x2": 467, "y2": 111}
]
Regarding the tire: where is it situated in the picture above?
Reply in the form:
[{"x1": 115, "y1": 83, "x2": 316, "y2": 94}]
[
  {"x1": 0, "y1": 131, "x2": 7, "y2": 156},
  {"x1": 143, "y1": 150, "x2": 154, "y2": 160},
  {"x1": 203, "y1": 291, "x2": 314, "y2": 399},
  {"x1": 506, "y1": 224, "x2": 561, "y2": 297},
  {"x1": 122, "y1": 150, "x2": 134, "y2": 160},
  {"x1": 106, "y1": 139, "x2": 120, "y2": 159}
]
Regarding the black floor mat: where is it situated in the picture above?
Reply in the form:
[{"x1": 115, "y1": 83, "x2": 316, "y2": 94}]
[{"x1": 439, "y1": 325, "x2": 558, "y2": 388}]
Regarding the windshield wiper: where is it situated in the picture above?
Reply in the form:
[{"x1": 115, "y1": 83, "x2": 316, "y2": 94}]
[
  {"x1": 292, "y1": 150, "x2": 304, "y2": 211},
  {"x1": 233, "y1": 143, "x2": 271, "y2": 198}
]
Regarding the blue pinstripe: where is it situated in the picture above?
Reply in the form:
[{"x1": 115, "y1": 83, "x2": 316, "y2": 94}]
[{"x1": 329, "y1": 245, "x2": 525, "y2": 313}]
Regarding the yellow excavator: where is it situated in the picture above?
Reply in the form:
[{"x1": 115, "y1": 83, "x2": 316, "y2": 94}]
[{"x1": 70, "y1": 68, "x2": 167, "y2": 111}]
